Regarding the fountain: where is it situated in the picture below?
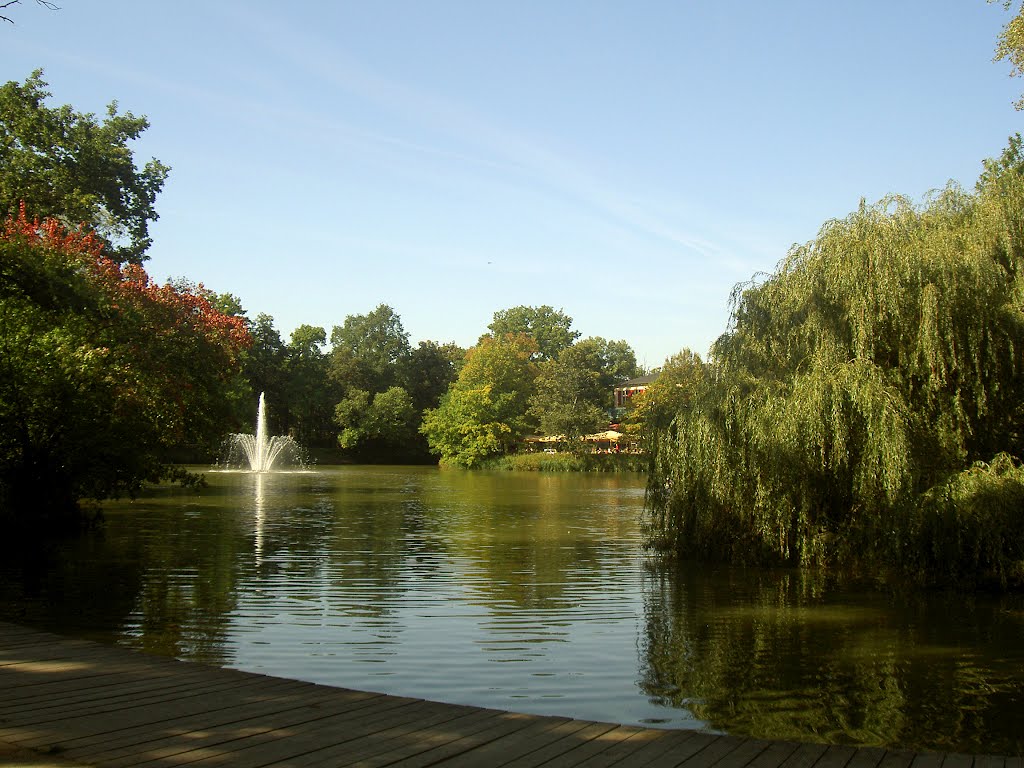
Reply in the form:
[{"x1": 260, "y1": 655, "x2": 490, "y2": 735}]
[{"x1": 225, "y1": 392, "x2": 301, "y2": 472}]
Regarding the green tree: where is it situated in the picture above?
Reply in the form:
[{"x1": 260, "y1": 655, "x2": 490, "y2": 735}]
[
  {"x1": 526, "y1": 337, "x2": 639, "y2": 448},
  {"x1": 401, "y1": 340, "x2": 464, "y2": 413},
  {"x1": 208, "y1": 291, "x2": 247, "y2": 320},
  {"x1": 335, "y1": 386, "x2": 416, "y2": 457},
  {"x1": 528, "y1": 357, "x2": 607, "y2": 450},
  {"x1": 567, "y1": 336, "x2": 639, "y2": 406},
  {"x1": 241, "y1": 313, "x2": 288, "y2": 434},
  {"x1": 0, "y1": 71, "x2": 169, "y2": 263},
  {"x1": 645, "y1": 138, "x2": 1024, "y2": 587},
  {"x1": 421, "y1": 333, "x2": 538, "y2": 466},
  {"x1": 487, "y1": 305, "x2": 579, "y2": 362},
  {"x1": 285, "y1": 324, "x2": 334, "y2": 447},
  {"x1": 329, "y1": 304, "x2": 410, "y2": 393},
  {"x1": 628, "y1": 350, "x2": 704, "y2": 432},
  {"x1": 994, "y1": 1, "x2": 1024, "y2": 109}
]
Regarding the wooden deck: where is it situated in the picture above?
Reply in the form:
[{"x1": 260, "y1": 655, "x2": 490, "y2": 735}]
[{"x1": 0, "y1": 622, "x2": 1018, "y2": 768}]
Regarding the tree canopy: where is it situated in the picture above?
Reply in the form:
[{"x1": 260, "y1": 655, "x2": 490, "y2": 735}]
[
  {"x1": 645, "y1": 137, "x2": 1024, "y2": 587},
  {"x1": 994, "y1": 1, "x2": 1024, "y2": 109},
  {"x1": 330, "y1": 304, "x2": 411, "y2": 393},
  {"x1": 487, "y1": 305, "x2": 579, "y2": 362},
  {"x1": 335, "y1": 386, "x2": 416, "y2": 456},
  {"x1": 0, "y1": 71, "x2": 169, "y2": 263},
  {"x1": 421, "y1": 333, "x2": 538, "y2": 467},
  {"x1": 0, "y1": 206, "x2": 250, "y2": 529}
]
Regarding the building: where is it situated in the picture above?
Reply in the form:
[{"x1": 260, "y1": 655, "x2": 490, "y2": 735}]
[{"x1": 612, "y1": 373, "x2": 659, "y2": 411}]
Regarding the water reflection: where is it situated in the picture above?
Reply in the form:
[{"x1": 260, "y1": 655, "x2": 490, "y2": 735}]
[
  {"x1": 1, "y1": 466, "x2": 1022, "y2": 754},
  {"x1": 254, "y1": 472, "x2": 265, "y2": 563},
  {"x1": 638, "y1": 565, "x2": 1024, "y2": 754}
]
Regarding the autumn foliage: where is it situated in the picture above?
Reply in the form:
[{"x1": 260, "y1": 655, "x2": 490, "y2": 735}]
[{"x1": 0, "y1": 205, "x2": 250, "y2": 527}]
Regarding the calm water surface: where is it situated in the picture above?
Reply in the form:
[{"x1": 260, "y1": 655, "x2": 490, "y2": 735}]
[{"x1": 2, "y1": 466, "x2": 1023, "y2": 754}]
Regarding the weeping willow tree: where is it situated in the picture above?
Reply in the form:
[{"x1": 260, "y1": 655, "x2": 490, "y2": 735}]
[{"x1": 647, "y1": 137, "x2": 1024, "y2": 587}]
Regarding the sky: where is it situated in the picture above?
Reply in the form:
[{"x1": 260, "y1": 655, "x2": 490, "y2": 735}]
[{"x1": 3, "y1": 1, "x2": 1022, "y2": 368}]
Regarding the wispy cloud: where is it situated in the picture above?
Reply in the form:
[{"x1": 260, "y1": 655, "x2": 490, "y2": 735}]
[{"x1": 228, "y1": 5, "x2": 744, "y2": 270}]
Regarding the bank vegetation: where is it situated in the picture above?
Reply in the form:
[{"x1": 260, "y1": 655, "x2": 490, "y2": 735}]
[{"x1": 644, "y1": 138, "x2": 1024, "y2": 589}]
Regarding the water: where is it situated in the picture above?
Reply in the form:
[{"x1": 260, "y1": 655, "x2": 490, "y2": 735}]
[
  {"x1": 224, "y1": 392, "x2": 301, "y2": 471},
  {"x1": 1, "y1": 466, "x2": 1023, "y2": 755}
]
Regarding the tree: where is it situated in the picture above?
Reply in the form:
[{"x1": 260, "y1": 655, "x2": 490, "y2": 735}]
[
  {"x1": 526, "y1": 337, "x2": 639, "y2": 448},
  {"x1": 241, "y1": 313, "x2": 288, "y2": 434},
  {"x1": 0, "y1": 0, "x2": 58, "y2": 25},
  {"x1": 0, "y1": 206, "x2": 250, "y2": 528},
  {"x1": 401, "y1": 340, "x2": 464, "y2": 414},
  {"x1": 207, "y1": 291, "x2": 247, "y2": 320},
  {"x1": 285, "y1": 324, "x2": 334, "y2": 447},
  {"x1": 626, "y1": 349, "x2": 705, "y2": 446},
  {"x1": 167, "y1": 278, "x2": 252, "y2": 434},
  {"x1": 528, "y1": 357, "x2": 607, "y2": 450},
  {"x1": 994, "y1": 1, "x2": 1024, "y2": 109},
  {"x1": 421, "y1": 333, "x2": 538, "y2": 466},
  {"x1": 0, "y1": 72, "x2": 169, "y2": 263},
  {"x1": 335, "y1": 386, "x2": 416, "y2": 457},
  {"x1": 567, "y1": 336, "x2": 639, "y2": 406},
  {"x1": 487, "y1": 305, "x2": 579, "y2": 362},
  {"x1": 645, "y1": 138, "x2": 1024, "y2": 587},
  {"x1": 330, "y1": 304, "x2": 410, "y2": 393}
]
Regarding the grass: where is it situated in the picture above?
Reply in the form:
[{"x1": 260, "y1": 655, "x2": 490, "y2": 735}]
[{"x1": 480, "y1": 452, "x2": 646, "y2": 473}]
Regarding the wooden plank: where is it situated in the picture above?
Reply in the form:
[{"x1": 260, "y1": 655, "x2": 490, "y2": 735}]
[
  {"x1": 0, "y1": 736, "x2": 91, "y2": 767},
  {"x1": 0, "y1": 637, "x2": 148, "y2": 663},
  {"x1": 700, "y1": 738, "x2": 772, "y2": 768},
  {"x1": 33, "y1": 677, "x2": 336, "y2": 757},
  {"x1": 612, "y1": 731, "x2": 713, "y2": 768},
  {"x1": 526, "y1": 726, "x2": 652, "y2": 768},
  {"x1": 60, "y1": 690, "x2": 410, "y2": 765},
  {"x1": 71, "y1": 688, "x2": 385, "y2": 764},
  {"x1": 283, "y1": 704, "x2": 504, "y2": 767},
  {"x1": 309, "y1": 708, "x2": 539, "y2": 768},
  {"x1": 396, "y1": 715, "x2": 583, "y2": 768},
  {"x1": 910, "y1": 754, "x2": 945, "y2": 768},
  {"x1": 0, "y1": 672, "x2": 303, "y2": 740},
  {"x1": 746, "y1": 740, "x2": 803, "y2": 768},
  {"x1": 778, "y1": 742, "x2": 830, "y2": 768},
  {"x1": 845, "y1": 747, "x2": 886, "y2": 768},
  {"x1": 938, "y1": 755, "x2": 973, "y2": 768},
  {"x1": 0, "y1": 667, "x2": 248, "y2": 715},
  {"x1": 4, "y1": 669, "x2": 289, "y2": 728},
  {"x1": 0, "y1": 665, "x2": 207, "y2": 706},
  {"x1": 0, "y1": 626, "x2": 93, "y2": 647},
  {"x1": 127, "y1": 698, "x2": 446, "y2": 768},
  {"x1": 0, "y1": 652, "x2": 189, "y2": 691},
  {"x1": 973, "y1": 758, "x2": 1006, "y2": 768},
  {"x1": 379, "y1": 711, "x2": 558, "y2": 768},
  {"x1": 575, "y1": 729, "x2": 710, "y2": 768},
  {"x1": 494, "y1": 721, "x2": 623, "y2": 768},
  {"x1": 671, "y1": 734, "x2": 747, "y2": 768},
  {"x1": 815, "y1": 745, "x2": 858, "y2": 768},
  {"x1": 877, "y1": 751, "x2": 918, "y2": 768},
  {"x1": 176, "y1": 699, "x2": 492, "y2": 768},
  {"x1": 4, "y1": 678, "x2": 376, "y2": 752}
]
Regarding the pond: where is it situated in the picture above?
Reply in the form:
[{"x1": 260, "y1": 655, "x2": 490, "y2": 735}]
[{"x1": 1, "y1": 466, "x2": 1023, "y2": 755}]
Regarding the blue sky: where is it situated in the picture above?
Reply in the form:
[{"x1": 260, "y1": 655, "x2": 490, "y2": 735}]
[{"x1": 3, "y1": 1, "x2": 1021, "y2": 367}]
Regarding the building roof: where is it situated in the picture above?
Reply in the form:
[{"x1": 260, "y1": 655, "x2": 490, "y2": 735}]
[{"x1": 616, "y1": 373, "x2": 660, "y2": 389}]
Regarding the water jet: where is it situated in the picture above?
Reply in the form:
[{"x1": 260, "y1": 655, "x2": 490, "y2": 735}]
[{"x1": 224, "y1": 392, "x2": 301, "y2": 472}]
